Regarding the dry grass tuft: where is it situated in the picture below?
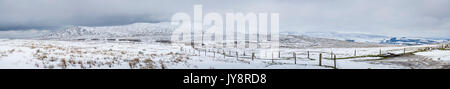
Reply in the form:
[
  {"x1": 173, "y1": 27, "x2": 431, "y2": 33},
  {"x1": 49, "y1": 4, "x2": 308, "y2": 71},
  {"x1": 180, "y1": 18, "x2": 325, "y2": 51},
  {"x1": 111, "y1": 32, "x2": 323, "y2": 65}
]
[
  {"x1": 174, "y1": 56, "x2": 183, "y2": 63},
  {"x1": 160, "y1": 60, "x2": 167, "y2": 69},
  {"x1": 8, "y1": 49, "x2": 15, "y2": 53},
  {"x1": 38, "y1": 55, "x2": 47, "y2": 60},
  {"x1": 60, "y1": 58, "x2": 67, "y2": 69},
  {"x1": 128, "y1": 58, "x2": 140, "y2": 68}
]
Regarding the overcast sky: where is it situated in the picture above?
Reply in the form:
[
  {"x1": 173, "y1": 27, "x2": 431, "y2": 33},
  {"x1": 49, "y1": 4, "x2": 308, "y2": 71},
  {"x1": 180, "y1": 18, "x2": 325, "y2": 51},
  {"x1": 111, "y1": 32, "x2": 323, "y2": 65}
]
[{"x1": 0, "y1": 0, "x2": 449, "y2": 38}]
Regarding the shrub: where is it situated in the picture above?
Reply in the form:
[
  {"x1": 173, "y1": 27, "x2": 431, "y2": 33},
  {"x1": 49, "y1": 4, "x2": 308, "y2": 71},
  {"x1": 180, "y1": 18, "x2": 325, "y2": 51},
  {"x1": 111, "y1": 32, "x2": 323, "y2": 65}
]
[
  {"x1": 60, "y1": 58, "x2": 67, "y2": 69},
  {"x1": 38, "y1": 55, "x2": 47, "y2": 60}
]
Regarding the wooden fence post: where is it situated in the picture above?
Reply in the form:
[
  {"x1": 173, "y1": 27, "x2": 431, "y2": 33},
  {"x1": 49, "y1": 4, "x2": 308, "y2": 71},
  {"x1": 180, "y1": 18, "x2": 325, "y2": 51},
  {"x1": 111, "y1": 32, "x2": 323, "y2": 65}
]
[
  {"x1": 293, "y1": 52, "x2": 296, "y2": 64},
  {"x1": 223, "y1": 50, "x2": 226, "y2": 58},
  {"x1": 236, "y1": 52, "x2": 238, "y2": 60},
  {"x1": 307, "y1": 51, "x2": 310, "y2": 59},
  {"x1": 224, "y1": 51, "x2": 226, "y2": 58},
  {"x1": 379, "y1": 49, "x2": 381, "y2": 55},
  {"x1": 252, "y1": 52, "x2": 255, "y2": 60},
  {"x1": 319, "y1": 53, "x2": 322, "y2": 66},
  {"x1": 334, "y1": 54, "x2": 336, "y2": 69},
  {"x1": 278, "y1": 51, "x2": 281, "y2": 58},
  {"x1": 272, "y1": 52, "x2": 274, "y2": 63},
  {"x1": 403, "y1": 48, "x2": 406, "y2": 54},
  {"x1": 330, "y1": 51, "x2": 333, "y2": 59}
]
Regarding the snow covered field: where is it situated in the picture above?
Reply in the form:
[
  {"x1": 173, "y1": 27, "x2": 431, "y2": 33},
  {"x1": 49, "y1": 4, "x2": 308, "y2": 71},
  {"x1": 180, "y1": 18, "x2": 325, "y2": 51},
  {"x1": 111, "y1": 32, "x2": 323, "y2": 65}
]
[
  {"x1": 0, "y1": 39, "x2": 448, "y2": 69},
  {"x1": 415, "y1": 50, "x2": 450, "y2": 61}
]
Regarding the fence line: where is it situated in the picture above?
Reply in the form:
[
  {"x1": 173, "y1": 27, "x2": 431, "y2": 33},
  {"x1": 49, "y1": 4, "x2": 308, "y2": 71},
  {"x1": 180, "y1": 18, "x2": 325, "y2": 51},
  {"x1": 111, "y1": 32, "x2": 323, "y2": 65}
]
[{"x1": 178, "y1": 43, "x2": 449, "y2": 69}]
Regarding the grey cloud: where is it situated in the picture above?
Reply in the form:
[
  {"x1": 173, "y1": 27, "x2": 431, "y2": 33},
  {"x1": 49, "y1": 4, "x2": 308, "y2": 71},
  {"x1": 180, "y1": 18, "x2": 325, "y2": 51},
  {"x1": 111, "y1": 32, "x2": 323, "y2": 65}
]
[{"x1": 0, "y1": 0, "x2": 449, "y2": 38}]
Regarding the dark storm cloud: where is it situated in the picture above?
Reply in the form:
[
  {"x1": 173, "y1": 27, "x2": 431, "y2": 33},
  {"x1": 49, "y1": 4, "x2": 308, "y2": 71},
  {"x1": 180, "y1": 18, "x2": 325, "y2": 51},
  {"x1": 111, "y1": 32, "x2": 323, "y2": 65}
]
[{"x1": 0, "y1": 0, "x2": 178, "y2": 30}]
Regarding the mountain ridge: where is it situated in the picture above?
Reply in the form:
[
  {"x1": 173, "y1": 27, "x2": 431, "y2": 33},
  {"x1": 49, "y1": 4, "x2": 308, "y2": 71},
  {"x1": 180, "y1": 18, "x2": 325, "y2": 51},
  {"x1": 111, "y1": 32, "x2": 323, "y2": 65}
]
[{"x1": 40, "y1": 22, "x2": 388, "y2": 48}]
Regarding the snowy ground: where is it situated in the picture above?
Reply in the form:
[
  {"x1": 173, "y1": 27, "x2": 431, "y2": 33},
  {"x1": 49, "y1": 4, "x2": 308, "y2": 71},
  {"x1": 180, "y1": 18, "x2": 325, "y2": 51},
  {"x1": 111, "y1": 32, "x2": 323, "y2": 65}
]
[
  {"x1": 0, "y1": 39, "x2": 448, "y2": 69},
  {"x1": 415, "y1": 50, "x2": 450, "y2": 61}
]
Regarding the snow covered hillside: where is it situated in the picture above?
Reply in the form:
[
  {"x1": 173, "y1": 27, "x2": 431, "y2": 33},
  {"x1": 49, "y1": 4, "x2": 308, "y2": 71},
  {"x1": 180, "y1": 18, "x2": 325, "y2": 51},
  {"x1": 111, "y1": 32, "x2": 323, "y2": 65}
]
[
  {"x1": 40, "y1": 22, "x2": 388, "y2": 48},
  {"x1": 41, "y1": 22, "x2": 175, "y2": 42}
]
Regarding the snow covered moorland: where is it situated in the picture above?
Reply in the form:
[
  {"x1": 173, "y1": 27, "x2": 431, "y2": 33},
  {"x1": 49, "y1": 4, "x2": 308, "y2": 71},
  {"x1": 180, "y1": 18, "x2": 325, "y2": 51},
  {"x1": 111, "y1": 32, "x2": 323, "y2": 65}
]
[
  {"x1": 0, "y1": 39, "x2": 448, "y2": 69},
  {"x1": 0, "y1": 23, "x2": 449, "y2": 69}
]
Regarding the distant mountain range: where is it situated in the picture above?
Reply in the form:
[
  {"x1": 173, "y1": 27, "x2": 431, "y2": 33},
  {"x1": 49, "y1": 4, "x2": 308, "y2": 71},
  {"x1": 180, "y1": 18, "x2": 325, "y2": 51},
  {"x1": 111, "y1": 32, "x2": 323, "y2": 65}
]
[
  {"x1": 40, "y1": 22, "x2": 449, "y2": 46},
  {"x1": 282, "y1": 31, "x2": 390, "y2": 43},
  {"x1": 40, "y1": 22, "x2": 388, "y2": 48},
  {"x1": 283, "y1": 31, "x2": 450, "y2": 45},
  {"x1": 380, "y1": 37, "x2": 449, "y2": 45}
]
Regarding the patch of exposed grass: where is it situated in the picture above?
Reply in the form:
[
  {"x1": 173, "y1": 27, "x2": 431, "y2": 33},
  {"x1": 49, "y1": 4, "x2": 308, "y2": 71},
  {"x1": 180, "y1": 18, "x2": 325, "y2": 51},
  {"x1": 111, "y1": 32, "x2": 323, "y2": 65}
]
[
  {"x1": 128, "y1": 58, "x2": 140, "y2": 68},
  {"x1": 174, "y1": 56, "x2": 183, "y2": 63},
  {"x1": 60, "y1": 58, "x2": 67, "y2": 69},
  {"x1": 68, "y1": 59, "x2": 76, "y2": 64},
  {"x1": 437, "y1": 48, "x2": 450, "y2": 50},
  {"x1": 140, "y1": 58, "x2": 155, "y2": 69},
  {"x1": 37, "y1": 55, "x2": 47, "y2": 60},
  {"x1": 8, "y1": 49, "x2": 15, "y2": 53}
]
